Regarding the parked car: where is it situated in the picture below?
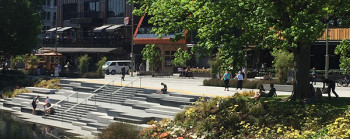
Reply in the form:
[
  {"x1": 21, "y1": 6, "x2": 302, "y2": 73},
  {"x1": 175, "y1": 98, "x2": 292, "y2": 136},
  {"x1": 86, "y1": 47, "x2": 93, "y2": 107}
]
[{"x1": 102, "y1": 60, "x2": 131, "y2": 75}]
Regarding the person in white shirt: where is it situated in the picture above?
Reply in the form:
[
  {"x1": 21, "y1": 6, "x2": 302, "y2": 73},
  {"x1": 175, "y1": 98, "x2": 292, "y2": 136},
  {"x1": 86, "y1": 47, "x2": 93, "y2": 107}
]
[{"x1": 235, "y1": 71, "x2": 244, "y2": 90}]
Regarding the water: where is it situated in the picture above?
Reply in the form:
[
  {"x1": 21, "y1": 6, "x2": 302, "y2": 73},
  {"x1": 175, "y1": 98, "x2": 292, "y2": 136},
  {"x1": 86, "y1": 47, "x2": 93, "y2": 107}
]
[{"x1": 0, "y1": 109, "x2": 75, "y2": 139}]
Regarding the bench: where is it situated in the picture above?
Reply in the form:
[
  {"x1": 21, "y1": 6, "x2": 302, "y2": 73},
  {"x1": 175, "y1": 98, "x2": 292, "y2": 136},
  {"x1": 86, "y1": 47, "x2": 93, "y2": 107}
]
[
  {"x1": 153, "y1": 72, "x2": 172, "y2": 78},
  {"x1": 137, "y1": 71, "x2": 153, "y2": 76}
]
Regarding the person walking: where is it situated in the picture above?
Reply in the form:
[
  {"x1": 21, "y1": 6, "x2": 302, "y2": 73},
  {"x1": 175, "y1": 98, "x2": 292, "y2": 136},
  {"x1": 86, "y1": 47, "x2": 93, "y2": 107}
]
[
  {"x1": 321, "y1": 77, "x2": 339, "y2": 99},
  {"x1": 222, "y1": 70, "x2": 231, "y2": 91},
  {"x1": 235, "y1": 71, "x2": 244, "y2": 90},
  {"x1": 32, "y1": 95, "x2": 40, "y2": 115},
  {"x1": 121, "y1": 66, "x2": 126, "y2": 81},
  {"x1": 311, "y1": 67, "x2": 317, "y2": 85}
]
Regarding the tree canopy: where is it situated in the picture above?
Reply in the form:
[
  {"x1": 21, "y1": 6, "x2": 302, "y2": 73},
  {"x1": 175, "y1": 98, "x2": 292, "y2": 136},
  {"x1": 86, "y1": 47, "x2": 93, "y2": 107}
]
[
  {"x1": 0, "y1": 0, "x2": 44, "y2": 57},
  {"x1": 335, "y1": 39, "x2": 350, "y2": 74},
  {"x1": 134, "y1": 0, "x2": 350, "y2": 99}
]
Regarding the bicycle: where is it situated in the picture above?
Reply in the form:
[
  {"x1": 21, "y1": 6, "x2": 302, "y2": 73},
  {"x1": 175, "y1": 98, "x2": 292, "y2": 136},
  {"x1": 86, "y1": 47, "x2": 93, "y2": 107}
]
[{"x1": 337, "y1": 76, "x2": 350, "y2": 87}]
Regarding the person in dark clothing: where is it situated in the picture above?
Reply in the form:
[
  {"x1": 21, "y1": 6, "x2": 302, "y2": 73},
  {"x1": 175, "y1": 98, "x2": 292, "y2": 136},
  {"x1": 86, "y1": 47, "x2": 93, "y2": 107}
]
[
  {"x1": 158, "y1": 83, "x2": 167, "y2": 94},
  {"x1": 32, "y1": 95, "x2": 40, "y2": 115},
  {"x1": 267, "y1": 84, "x2": 277, "y2": 97},
  {"x1": 321, "y1": 77, "x2": 339, "y2": 99},
  {"x1": 121, "y1": 66, "x2": 126, "y2": 81}
]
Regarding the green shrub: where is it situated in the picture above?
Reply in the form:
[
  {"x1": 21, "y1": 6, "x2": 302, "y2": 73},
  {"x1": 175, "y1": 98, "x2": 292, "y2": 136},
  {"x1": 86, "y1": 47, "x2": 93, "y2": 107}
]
[
  {"x1": 78, "y1": 54, "x2": 90, "y2": 74},
  {"x1": 98, "y1": 122, "x2": 140, "y2": 139},
  {"x1": 10, "y1": 88, "x2": 31, "y2": 98},
  {"x1": 141, "y1": 95, "x2": 350, "y2": 138},
  {"x1": 27, "y1": 55, "x2": 40, "y2": 70},
  {"x1": 203, "y1": 78, "x2": 277, "y2": 89},
  {"x1": 271, "y1": 49, "x2": 294, "y2": 84},
  {"x1": 96, "y1": 57, "x2": 107, "y2": 76},
  {"x1": 34, "y1": 78, "x2": 60, "y2": 89}
]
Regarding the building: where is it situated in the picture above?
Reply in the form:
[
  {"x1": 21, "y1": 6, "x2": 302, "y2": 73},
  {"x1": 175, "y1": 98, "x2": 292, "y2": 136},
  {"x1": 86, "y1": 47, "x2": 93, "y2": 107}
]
[{"x1": 41, "y1": 0, "x2": 135, "y2": 71}]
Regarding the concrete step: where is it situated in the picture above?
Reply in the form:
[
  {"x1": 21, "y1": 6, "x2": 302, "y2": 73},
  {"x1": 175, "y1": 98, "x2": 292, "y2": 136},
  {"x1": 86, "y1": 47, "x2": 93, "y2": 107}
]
[
  {"x1": 87, "y1": 122, "x2": 108, "y2": 130},
  {"x1": 145, "y1": 109, "x2": 178, "y2": 116},
  {"x1": 87, "y1": 112, "x2": 107, "y2": 120},
  {"x1": 77, "y1": 117, "x2": 97, "y2": 123},
  {"x1": 113, "y1": 116, "x2": 145, "y2": 124},
  {"x1": 96, "y1": 115, "x2": 114, "y2": 125},
  {"x1": 81, "y1": 126, "x2": 97, "y2": 132},
  {"x1": 72, "y1": 121, "x2": 87, "y2": 127},
  {"x1": 25, "y1": 87, "x2": 58, "y2": 94},
  {"x1": 91, "y1": 131, "x2": 101, "y2": 136}
]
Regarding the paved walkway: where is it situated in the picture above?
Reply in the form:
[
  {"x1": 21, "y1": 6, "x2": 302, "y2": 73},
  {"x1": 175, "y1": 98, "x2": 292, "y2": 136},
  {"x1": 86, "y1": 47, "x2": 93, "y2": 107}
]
[{"x1": 69, "y1": 74, "x2": 350, "y2": 98}]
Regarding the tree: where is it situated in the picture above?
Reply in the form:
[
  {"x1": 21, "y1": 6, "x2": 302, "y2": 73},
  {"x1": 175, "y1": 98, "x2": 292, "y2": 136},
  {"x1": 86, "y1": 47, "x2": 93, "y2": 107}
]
[
  {"x1": 335, "y1": 39, "x2": 350, "y2": 74},
  {"x1": 133, "y1": 0, "x2": 350, "y2": 100},
  {"x1": 0, "y1": 0, "x2": 44, "y2": 57},
  {"x1": 96, "y1": 57, "x2": 107, "y2": 76},
  {"x1": 78, "y1": 54, "x2": 90, "y2": 74},
  {"x1": 141, "y1": 44, "x2": 162, "y2": 72},
  {"x1": 27, "y1": 55, "x2": 39, "y2": 70},
  {"x1": 172, "y1": 48, "x2": 191, "y2": 68},
  {"x1": 271, "y1": 49, "x2": 294, "y2": 84}
]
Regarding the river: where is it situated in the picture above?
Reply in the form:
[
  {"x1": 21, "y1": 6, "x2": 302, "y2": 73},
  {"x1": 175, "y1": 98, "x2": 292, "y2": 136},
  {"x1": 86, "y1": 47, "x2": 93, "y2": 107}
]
[{"x1": 0, "y1": 109, "x2": 75, "y2": 139}]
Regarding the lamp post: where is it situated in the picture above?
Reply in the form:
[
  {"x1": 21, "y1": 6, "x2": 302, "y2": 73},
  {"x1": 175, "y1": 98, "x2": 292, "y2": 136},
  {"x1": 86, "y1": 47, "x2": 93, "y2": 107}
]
[
  {"x1": 130, "y1": 1, "x2": 134, "y2": 77},
  {"x1": 325, "y1": 15, "x2": 330, "y2": 79}
]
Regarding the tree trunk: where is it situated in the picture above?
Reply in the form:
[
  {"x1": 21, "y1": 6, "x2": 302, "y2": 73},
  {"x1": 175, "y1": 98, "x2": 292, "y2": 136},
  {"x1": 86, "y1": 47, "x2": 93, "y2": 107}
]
[{"x1": 290, "y1": 44, "x2": 312, "y2": 100}]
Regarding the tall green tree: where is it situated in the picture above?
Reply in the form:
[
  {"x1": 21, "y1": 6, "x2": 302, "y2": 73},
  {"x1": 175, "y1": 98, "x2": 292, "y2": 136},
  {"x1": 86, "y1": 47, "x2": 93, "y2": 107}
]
[
  {"x1": 0, "y1": 0, "x2": 44, "y2": 57},
  {"x1": 134, "y1": 0, "x2": 350, "y2": 100},
  {"x1": 172, "y1": 48, "x2": 191, "y2": 68},
  {"x1": 335, "y1": 39, "x2": 350, "y2": 74},
  {"x1": 96, "y1": 57, "x2": 107, "y2": 76},
  {"x1": 141, "y1": 44, "x2": 162, "y2": 72},
  {"x1": 271, "y1": 49, "x2": 294, "y2": 84}
]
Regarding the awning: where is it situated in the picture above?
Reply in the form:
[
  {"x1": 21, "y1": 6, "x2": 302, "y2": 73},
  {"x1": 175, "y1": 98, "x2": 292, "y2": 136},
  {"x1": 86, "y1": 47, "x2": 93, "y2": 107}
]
[
  {"x1": 93, "y1": 25, "x2": 112, "y2": 32},
  {"x1": 46, "y1": 27, "x2": 62, "y2": 32},
  {"x1": 57, "y1": 27, "x2": 72, "y2": 33},
  {"x1": 106, "y1": 24, "x2": 124, "y2": 32},
  {"x1": 43, "y1": 47, "x2": 117, "y2": 53}
]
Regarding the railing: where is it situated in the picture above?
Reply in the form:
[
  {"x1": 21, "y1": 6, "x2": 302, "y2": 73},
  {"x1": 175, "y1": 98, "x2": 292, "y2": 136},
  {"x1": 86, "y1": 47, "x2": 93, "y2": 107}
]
[{"x1": 58, "y1": 76, "x2": 143, "y2": 123}]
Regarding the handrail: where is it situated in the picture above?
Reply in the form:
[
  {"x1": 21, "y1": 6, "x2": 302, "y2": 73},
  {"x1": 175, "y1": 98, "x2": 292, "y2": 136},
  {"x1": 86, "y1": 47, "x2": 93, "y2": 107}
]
[
  {"x1": 63, "y1": 77, "x2": 141, "y2": 113},
  {"x1": 47, "y1": 78, "x2": 120, "y2": 110}
]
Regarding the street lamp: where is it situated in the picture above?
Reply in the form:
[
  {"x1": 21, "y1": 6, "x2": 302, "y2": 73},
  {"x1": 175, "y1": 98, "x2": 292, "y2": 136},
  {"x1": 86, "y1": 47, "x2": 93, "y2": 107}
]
[{"x1": 325, "y1": 15, "x2": 330, "y2": 79}]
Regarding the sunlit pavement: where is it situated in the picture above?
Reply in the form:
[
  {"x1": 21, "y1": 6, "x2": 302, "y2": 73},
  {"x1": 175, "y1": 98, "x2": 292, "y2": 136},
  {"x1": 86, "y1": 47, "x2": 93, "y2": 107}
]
[{"x1": 68, "y1": 74, "x2": 350, "y2": 98}]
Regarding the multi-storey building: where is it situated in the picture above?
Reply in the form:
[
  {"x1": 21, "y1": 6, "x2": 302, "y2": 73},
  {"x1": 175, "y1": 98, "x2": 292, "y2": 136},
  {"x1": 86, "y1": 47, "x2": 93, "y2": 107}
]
[{"x1": 41, "y1": 0, "x2": 135, "y2": 71}]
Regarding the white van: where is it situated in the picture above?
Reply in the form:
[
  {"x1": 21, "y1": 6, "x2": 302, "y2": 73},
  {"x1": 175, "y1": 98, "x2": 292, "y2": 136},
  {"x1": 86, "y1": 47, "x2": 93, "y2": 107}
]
[{"x1": 102, "y1": 60, "x2": 131, "y2": 75}]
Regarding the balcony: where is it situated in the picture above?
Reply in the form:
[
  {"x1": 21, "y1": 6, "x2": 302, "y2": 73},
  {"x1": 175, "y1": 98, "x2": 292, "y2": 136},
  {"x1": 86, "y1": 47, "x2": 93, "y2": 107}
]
[
  {"x1": 319, "y1": 28, "x2": 350, "y2": 40},
  {"x1": 64, "y1": 11, "x2": 104, "y2": 24},
  {"x1": 42, "y1": 36, "x2": 128, "y2": 48}
]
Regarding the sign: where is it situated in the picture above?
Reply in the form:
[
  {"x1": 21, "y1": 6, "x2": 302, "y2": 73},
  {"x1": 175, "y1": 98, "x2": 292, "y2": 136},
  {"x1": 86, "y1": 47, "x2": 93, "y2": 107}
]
[{"x1": 124, "y1": 17, "x2": 130, "y2": 25}]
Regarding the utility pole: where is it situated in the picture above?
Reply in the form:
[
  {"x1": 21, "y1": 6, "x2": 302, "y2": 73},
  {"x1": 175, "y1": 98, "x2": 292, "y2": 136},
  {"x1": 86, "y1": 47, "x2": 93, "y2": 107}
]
[
  {"x1": 325, "y1": 15, "x2": 330, "y2": 79},
  {"x1": 130, "y1": 1, "x2": 134, "y2": 77}
]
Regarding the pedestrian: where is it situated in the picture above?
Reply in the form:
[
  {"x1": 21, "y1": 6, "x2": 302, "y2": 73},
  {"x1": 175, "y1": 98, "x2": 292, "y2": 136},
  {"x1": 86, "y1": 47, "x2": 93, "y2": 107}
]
[
  {"x1": 158, "y1": 83, "x2": 167, "y2": 94},
  {"x1": 121, "y1": 65, "x2": 126, "y2": 81},
  {"x1": 267, "y1": 84, "x2": 277, "y2": 97},
  {"x1": 139, "y1": 63, "x2": 144, "y2": 72},
  {"x1": 221, "y1": 70, "x2": 231, "y2": 91},
  {"x1": 235, "y1": 71, "x2": 244, "y2": 90},
  {"x1": 32, "y1": 95, "x2": 40, "y2": 115},
  {"x1": 58, "y1": 63, "x2": 62, "y2": 74},
  {"x1": 311, "y1": 67, "x2": 317, "y2": 85},
  {"x1": 43, "y1": 96, "x2": 51, "y2": 109},
  {"x1": 321, "y1": 77, "x2": 339, "y2": 99}
]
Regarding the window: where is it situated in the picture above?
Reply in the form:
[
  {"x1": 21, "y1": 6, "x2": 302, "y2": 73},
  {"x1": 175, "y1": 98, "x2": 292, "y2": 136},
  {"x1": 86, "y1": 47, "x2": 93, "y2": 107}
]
[
  {"x1": 110, "y1": 62, "x2": 116, "y2": 66},
  {"x1": 47, "y1": 12, "x2": 51, "y2": 20},
  {"x1": 118, "y1": 62, "x2": 130, "y2": 66},
  {"x1": 107, "y1": 0, "x2": 125, "y2": 17},
  {"x1": 53, "y1": 12, "x2": 56, "y2": 21},
  {"x1": 165, "y1": 51, "x2": 176, "y2": 66},
  {"x1": 84, "y1": 1, "x2": 100, "y2": 12}
]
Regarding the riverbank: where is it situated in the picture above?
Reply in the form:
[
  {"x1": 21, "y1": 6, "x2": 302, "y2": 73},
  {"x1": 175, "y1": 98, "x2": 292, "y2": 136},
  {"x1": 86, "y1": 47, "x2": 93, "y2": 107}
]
[{"x1": 0, "y1": 103, "x2": 94, "y2": 138}]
